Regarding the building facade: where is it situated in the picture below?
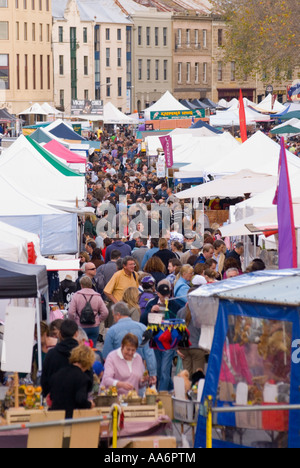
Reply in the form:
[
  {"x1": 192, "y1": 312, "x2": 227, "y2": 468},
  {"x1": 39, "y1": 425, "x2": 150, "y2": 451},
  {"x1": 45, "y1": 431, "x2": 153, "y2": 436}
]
[
  {"x1": 52, "y1": 0, "x2": 131, "y2": 114},
  {"x1": 173, "y1": 11, "x2": 212, "y2": 102},
  {"x1": 0, "y1": 0, "x2": 53, "y2": 115}
]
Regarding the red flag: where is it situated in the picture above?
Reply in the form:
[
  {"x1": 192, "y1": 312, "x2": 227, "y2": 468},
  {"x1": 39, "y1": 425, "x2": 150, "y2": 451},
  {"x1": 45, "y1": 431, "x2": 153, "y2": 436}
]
[{"x1": 239, "y1": 89, "x2": 247, "y2": 143}]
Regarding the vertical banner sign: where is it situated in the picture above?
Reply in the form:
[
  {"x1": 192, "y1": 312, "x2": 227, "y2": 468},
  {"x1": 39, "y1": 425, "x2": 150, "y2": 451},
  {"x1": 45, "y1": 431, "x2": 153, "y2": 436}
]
[
  {"x1": 159, "y1": 135, "x2": 174, "y2": 168},
  {"x1": 273, "y1": 137, "x2": 297, "y2": 269}
]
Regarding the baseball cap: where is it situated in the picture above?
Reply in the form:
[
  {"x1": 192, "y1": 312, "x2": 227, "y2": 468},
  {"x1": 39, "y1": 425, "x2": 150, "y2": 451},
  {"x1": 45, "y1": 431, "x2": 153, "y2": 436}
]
[
  {"x1": 157, "y1": 283, "x2": 171, "y2": 296},
  {"x1": 141, "y1": 276, "x2": 156, "y2": 287}
]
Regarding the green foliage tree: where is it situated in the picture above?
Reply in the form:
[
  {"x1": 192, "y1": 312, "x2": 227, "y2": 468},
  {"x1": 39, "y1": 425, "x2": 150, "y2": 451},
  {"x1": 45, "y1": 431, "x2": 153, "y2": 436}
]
[{"x1": 212, "y1": 0, "x2": 300, "y2": 81}]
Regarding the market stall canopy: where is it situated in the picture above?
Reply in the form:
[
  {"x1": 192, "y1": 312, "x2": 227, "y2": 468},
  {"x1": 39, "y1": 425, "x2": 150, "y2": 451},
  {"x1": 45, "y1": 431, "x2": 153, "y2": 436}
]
[
  {"x1": 203, "y1": 131, "x2": 300, "y2": 177},
  {"x1": 175, "y1": 132, "x2": 239, "y2": 170},
  {"x1": 271, "y1": 118, "x2": 300, "y2": 135},
  {"x1": 45, "y1": 119, "x2": 86, "y2": 142},
  {"x1": 0, "y1": 135, "x2": 85, "y2": 202},
  {"x1": 219, "y1": 204, "x2": 300, "y2": 237},
  {"x1": 190, "y1": 120, "x2": 223, "y2": 134},
  {"x1": 41, "y1": 103, "x2": 63, "y2": 116},
  {"x1": 250, "y1": 93, "x2": 286, "y2": 114},
  {"x1": 103, "y1": 102, "x2": 138, "y2": 124},
  {"x1": 189, "y1": 269, "x2": 300, "y2": 307},
  {"x1": 143, "y1": 91, "x2": 189, "y2": 121},
  {"x1": 18, "y1": 103, "x2": 48, "y2": 116},
  {"x1": 44, "y1": 139, "x2": 87, "y2": 173},
  {"x1": 0, "y1": 108, "x2": 17, "y2": 123},
  {"x1": 210, "y1": 107, "x2": 270, "y2": 127},
  {"x1": 279, "y1": 110, "x2": 300, "y2": 121},
  {"x1": 0, "y1": 259, "x2": 48, "y2": 299},
  {"x1": 176, "y1": 170, "x2": 277, "y2": 199}
]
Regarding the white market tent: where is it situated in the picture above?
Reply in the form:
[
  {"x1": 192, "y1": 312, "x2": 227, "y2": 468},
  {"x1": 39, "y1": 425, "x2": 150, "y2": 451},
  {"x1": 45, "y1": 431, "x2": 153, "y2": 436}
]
[
  {"x1": 0, "y1": 172, "x2": 78, "y2": 256},
  {"x1": 103, "y1": 102, "x2": 138, "y2": 124},
  {"x1": 18, "y1": 103, "x2": 48, "y2": 116},
  {"x1": 0, "y1": 135, "x2": 86, "y2": 202},
  {"x1": 144, "y1": 91, "x2": 189, "y2": 121},
  {"x1": 210, "y1": 107, "x2": 270, "y2": 127},
  {"x1": 176, "y1": 132, "x2": 240, "y2": 172},
  {"x1": 176, "y1": 170, "x2": 277, "y2": 199},
  {"x1": 203, "y1": 131, "x2": 300, "y2": 178},
  {"x1": 41, "y1": 102, "x2": 63, "y2": 116},
  {"x1": 251, "y1": 93, "x2": 287, "y2": 114},
  {"x1": 219, "y1": 204, "x2": 300, "y2": 237},
  {"x1": 271, "y1": 118, "x2": 300, "y2": 135}
]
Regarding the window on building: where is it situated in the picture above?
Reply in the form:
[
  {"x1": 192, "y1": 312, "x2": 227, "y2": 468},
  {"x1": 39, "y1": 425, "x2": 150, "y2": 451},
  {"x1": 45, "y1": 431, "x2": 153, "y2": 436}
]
[
  {"x1": 84, "y1": 56, "x2": 88, "y2": 76},
  {"x1": 155, "y1": 27, "x2": 159, "y2": 46},
  {"x1": 178, "y1": 62, "x2": 182, "y2": 83},
  {"x1": 203, "y1": 62, "x2": 207, "y2": 83},
  {"x1": 39, "y1": 23, "x2": 43, "y2": 42},
  {"x1": 186, "y1": 29, "x2": 191, "y2": 47},
  {"x1": 40, "y1": 54, "x2": 43, "y2": 89},
  {"x1": 33, "y1": 54, "x2": 36, "y2": 89},
  {"x1": 58, "y1": 26, "x2": 63, "y2": 43},
  {"x1": 47, "y1": 54, "x2": 50, "y2": 89},
  {"x1": 177, "y1": 29, "x2": 182, "y2": 48},
  {"x1": 186, "y1": 62, "x2": 191, "y2": 83},
  {"x1": 117, "y1": 48, "x2": 121, "y2": 67},
  {"x1": 39, "y1": 0, "x2": 42, "y2": 10},
  {"x1": 84, "y1": 89, "x2": 88, "y2": 100},
  {"x1": 24, "y1": 54, "x2": 28, "y2": 89},
  {"x1": 138, "y1": 26, "x2": 142, "y2": 46},
  {"x1": 47, "y1": 24, "x2": 50, "y2": 42},
  {"x1": 203, "y1": 29, "x2": 207, "y2": 48},
  {"x1": 163, "y1": 27, "x2": 167, "y2": 46},
  {"x1": 164, "y1": 59, "x2": 167, "y2": 81},
  {"x1": 0, "y1": 0, "x2": 8, "y2": 6},
  {"x1": 32, "y1": 23, "x2": 36, "y2": 41},
  {"x1": 155, "y1": 59, "x2": 159, "y2": 80},
  {"x1": 0, "y1": 54, "x2": 9, "y2": 89},
  {"x1": 24, "y1": 0, "x2": 27, "y2": 9},
  {"x1": 106, "y1": 28, "x2": 110, "y2": 41},
  {"x1": 118, "y1": 77, "x2": 122, "y2": 97},
  {"x1": 83, "y1": 28, "x2": 87, "y2": 43},
  {"x1": 0, "y1": 22, "x2": 9, "y2": 40},
  {"x1": 24, "y1": 22, "x2": 28, "y2": 41},
  {"x1": 106, "y1": 77, "x2": 111, "y2": 97},
  {"x1": 32, "y1": 0, "x2": 35, "y2": 9},
  {"x1": 218, "y1": 61, "x2": 223, "y2": 81},
  {"x1": 231, "y1": 61, "x2": 236, "y2": 81},
  {"x1": 117, "y1": 29, "x2": 121, "y2": 41},
  {"x1": 147, "y1": 59, "x2": 150, "y2": 80},
  {"x1": 146, "y1": 27, "x2": 150, "y2": 46},
  {"x1": 218, "y1": 29, "x2": 223, "y2": 47},
  {"x1": 195, "y1": 62, "x2": 199, "y2": 83},
  {"x1": 195, "y1": 29, "x2": 199, "y2": 47},
  {"x1": 106, "y1": 48, "x2": 110, "y2": 67},
  {"x1": 138, "y1": 59, "x2": 142, "y2": 80},
  {"x1": 16, "y1": 54, "x2": 20, "y2": 89},
  {"x1": 60, "y1": 89, "x2": 64, "y2": 108},
  {"x1": 16, "y1": 22, "x2": 20, "y2": 40}
]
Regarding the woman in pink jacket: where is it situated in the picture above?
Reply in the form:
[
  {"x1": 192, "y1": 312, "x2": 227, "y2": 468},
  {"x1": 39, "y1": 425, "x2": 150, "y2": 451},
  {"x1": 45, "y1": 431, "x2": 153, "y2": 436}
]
[
  {"x1": 102, "y1": 334, "x2": 148, "y2": 395},
  {"x1": 68, "y1": 276, "x2": 108, "y2": 347}
]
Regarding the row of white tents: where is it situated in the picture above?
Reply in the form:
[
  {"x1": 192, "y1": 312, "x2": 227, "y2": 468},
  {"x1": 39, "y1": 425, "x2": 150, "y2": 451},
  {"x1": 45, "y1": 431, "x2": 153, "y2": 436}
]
[{"x1": 0, "y1": 121, "x2": 93, "y2": 268}]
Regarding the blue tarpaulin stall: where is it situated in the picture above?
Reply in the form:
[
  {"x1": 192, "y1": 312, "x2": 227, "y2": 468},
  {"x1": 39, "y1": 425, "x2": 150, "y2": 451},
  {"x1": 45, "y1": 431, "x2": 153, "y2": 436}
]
[{"x1": 189, "y1": 270, "x2": 300, "y2": 448}]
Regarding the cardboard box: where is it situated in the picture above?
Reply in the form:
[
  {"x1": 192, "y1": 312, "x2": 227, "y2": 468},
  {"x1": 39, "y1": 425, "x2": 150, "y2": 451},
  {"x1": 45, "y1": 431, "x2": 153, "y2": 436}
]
[{"x1": 116, "y1": 436, "x2": 177, "y2": 449}]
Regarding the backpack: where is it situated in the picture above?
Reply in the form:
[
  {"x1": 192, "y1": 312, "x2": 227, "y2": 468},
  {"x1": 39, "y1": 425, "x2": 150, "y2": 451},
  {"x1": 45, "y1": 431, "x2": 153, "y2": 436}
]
[{"x1": 78, "y1": 295, "x2": 96, "y2": 326}]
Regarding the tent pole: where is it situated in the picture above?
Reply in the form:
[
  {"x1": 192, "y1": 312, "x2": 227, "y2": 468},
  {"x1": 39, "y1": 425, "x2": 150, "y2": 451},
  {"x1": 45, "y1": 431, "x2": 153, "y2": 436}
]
[{"x1": 36, "y1": 293, "x2": 43, "y2": 374}]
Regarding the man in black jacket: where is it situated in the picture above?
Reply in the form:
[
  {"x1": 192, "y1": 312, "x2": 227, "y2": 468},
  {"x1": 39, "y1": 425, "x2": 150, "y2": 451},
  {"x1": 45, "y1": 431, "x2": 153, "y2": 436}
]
[{"x1": 41, "y1": 320, "x2": 79, "y2": 398}]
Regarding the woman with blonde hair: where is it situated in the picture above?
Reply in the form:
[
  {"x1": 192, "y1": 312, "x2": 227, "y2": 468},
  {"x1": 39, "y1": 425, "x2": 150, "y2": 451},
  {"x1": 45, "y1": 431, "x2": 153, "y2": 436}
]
[
  {"x1": 122, "y1": 287, "x2": 141, "y2": 321},
  {"x1": 174, "y1": 265, "x2": 194, "y2": 308},
  {"x1": 49, "y1": 345, "x2": 95, "y2": 418}
]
